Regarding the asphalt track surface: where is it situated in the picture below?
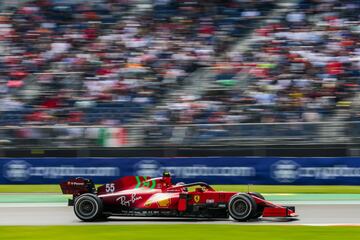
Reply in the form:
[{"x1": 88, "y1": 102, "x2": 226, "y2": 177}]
[{"x1": 0, "y1": 204, "x2": 359, "y2": 226}]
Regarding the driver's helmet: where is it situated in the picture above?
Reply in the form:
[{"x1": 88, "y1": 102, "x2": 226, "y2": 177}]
[
  {"x1": 163, "y1": 171, "x2": 171, "y2": 177},
  {"x1": 162, "y1": 171, "x2": 172, "y2": 186}
]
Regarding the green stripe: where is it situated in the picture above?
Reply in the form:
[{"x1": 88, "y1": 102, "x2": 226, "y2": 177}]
[
  {"x1": 150, "y1": 179, "x2": 156, "y2": 189},
  {"x1": 135, "y1": 176, "x2": 141, "y2": 189},
  {"x1": 97, "y1": 128, "x2": 106, "y2": 146},
  {"x1": 142, "y1": 176, "x2": 146, "y2": 187}
]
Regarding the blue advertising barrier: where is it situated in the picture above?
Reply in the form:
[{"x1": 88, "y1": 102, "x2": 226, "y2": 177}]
[{"x1": 1, "y1": 157, "x2": 360, "y2": 185}]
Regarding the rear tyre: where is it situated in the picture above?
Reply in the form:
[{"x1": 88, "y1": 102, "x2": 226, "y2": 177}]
[
  {"x1": 228, "y1": 193, "x2": 257, "y2": 221},
  {"x1": 250, "y1": 192, "x2": 265, "y2": 219},
  {"x1": 74, "y1": 193, "x2": 104, "y2": 221}
]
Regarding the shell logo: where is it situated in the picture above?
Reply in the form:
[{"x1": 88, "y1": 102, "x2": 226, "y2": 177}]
[{"x1": 157, "y1": 198, "x2": 171, "y2": 207}]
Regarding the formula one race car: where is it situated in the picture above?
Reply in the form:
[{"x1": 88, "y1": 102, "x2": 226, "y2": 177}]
[{"x1": 60, "y1": 172, "x2": 297, "y2": 222}]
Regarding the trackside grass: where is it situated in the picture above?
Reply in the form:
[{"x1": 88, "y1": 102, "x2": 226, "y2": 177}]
[
  {"x1": 1, "y1": 184, "x2": 360, "y2": 193},
  {"x1": 1, "y1": 225, "x2": 360, "y2": 240}
]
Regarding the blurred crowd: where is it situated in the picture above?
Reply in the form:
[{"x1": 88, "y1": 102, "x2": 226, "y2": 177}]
[
  {"x1": 0, "y1": 0, "x2": 359, "y2": 146},
  {"x1": 0, "y1": 0, "x2": 274, "y2": 126},
  {"x1": 153, "y1": 0, "x2": 359, "y2": 127}
]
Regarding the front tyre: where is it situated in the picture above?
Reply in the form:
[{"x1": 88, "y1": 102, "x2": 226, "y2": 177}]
[
  {"x1": 74, "y1": 193, "x2": 103, "y2": 221},
  {"x1": 250, "y1": 192, "x2": 265, "y2": 219},
  {"x1": 228, "y1": 193, "x2": 257, "y2": 221}
]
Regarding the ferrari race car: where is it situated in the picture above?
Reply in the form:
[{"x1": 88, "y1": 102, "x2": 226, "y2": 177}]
[{"x1": 60, "y1": 172, "x2": 297, "y2": 222}]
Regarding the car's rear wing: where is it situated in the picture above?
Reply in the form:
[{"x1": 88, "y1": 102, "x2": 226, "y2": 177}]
[{"x1": 60, "y1": 177, "x2": 96, "y2": 196}]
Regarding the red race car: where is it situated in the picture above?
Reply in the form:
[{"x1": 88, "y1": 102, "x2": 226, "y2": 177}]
[{"x1": 60, "y1": 172, "x2": 297, "y2": 222}]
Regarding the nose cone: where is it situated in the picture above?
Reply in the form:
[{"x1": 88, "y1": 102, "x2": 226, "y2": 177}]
[{"x1": 288, "y1": 209, "x2": 298, "y2": 217}]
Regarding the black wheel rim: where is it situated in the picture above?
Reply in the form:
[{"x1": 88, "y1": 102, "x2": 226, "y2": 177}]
[
  {"x1": 78, "y1": 199, "x2": 96, "y2": 217},
  {"x1": 231, "y1": 199, "x2": 250, "y2": 218}
]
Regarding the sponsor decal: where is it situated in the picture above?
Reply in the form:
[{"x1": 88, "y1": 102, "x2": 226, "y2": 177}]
[
  {"x1": 67, "y1": 181, "x2": 85, "y2": 186},
  {"x1": 168, "y1": 166, "x2": 255, "y2": 178},
  {"x1": 3, "y1": 160, "x2": 31, "y2": 181},
  {"x1": 271, "y1": 160, "x2": 299, "y2": 183},
  {"x1": 194, "y1": 195, "x2": 200, "y2": 203},
  {"x1": 271, "y1": 160, "x2": 360, "y2": 183},
  {"x1": 134, "y1": 160, "x2": 161, "y2": 177},
  {"x1": 134, "y1": 160, "x2": 255, "y2": 178},
  {"x1": 116, "y1": 194, "x2": 142, "y2": 207},
  {"x1": 3, "y1": 160, "x2": 119, "y2": 182},
  {"x1": 4, "y1": 157, "x2": 360, "y2": 185},
  {"x1": 157, "y1": 198, "x2": 171, "y2": 207}
]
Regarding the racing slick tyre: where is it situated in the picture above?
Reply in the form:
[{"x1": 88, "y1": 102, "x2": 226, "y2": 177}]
[
  {"x1": 228, "y1": 193, "x2": 257, "y2": 221},
  {"x1": 74, "y1": 193, "x2": 104, "y2": 221},
  {"x1": 250, "y1": 192, "x2": 265, "y2": 219}
]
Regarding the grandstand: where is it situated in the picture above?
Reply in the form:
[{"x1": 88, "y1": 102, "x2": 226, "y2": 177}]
[{"x1": 0, "y1": 0, "x2": 359, "y2": 147}]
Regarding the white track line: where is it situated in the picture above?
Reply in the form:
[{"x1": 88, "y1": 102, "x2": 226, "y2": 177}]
[{"x1": 301, "y1": 224, "x2": 360, "y2": 226}]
